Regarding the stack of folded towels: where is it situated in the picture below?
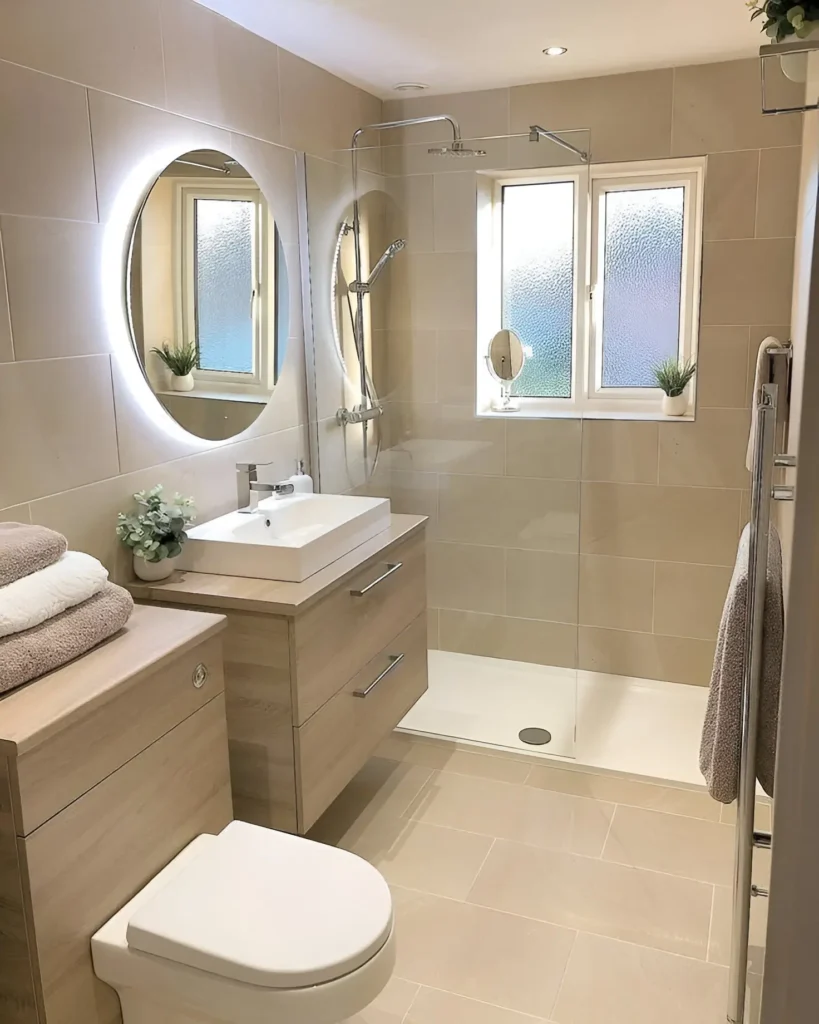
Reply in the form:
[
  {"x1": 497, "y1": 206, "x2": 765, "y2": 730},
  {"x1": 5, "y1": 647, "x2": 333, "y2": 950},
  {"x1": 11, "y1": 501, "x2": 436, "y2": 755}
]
[{"x1": 0, "y1": 523, "x2": 134, "y2": 695}]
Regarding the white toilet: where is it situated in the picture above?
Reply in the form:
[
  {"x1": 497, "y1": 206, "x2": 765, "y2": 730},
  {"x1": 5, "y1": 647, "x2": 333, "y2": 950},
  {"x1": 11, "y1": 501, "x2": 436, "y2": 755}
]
[{"x1": 92, "y1": 820, "x2": 395, "y2": 1024}]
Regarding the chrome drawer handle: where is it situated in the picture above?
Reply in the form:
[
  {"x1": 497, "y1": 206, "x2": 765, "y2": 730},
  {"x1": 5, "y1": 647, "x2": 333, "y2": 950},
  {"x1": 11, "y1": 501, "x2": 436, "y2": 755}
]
[
  {"x1": 349, "y1": 561, "x2": 403, "y2": 597},
  {"x1": 192, "y1": 663, "x2": 209, "y2": 689},
  {"x1": 353, "y1": 653, "x2": 405, "y2": 698}
]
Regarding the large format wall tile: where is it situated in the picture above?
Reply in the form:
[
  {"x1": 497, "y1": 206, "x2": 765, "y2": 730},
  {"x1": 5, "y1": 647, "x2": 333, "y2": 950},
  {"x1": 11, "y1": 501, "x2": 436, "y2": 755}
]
[
  {"x1": 0, "y1": 0, "x2": 164, "y2": 105},
  {"x1": 580, "y1": 420, "x2": 659, "y2": 484},
  {"x1": 578, "y1": 626, "x2": 716, "y2": 687},
  {"x1": 0, "y1": 229, "x2": 12, "y2": 362},
  {"x1": 695, "y1": 326, "x2": 751, "y2": 409},
  {"x1": 161, "y1": 0, "x2": 280, "y2": 142},
  {"x1": 658, "y1": 408, "x2": 751, "y2": 488},
  {"x1": 439, "y1": 609, "x2": 578, "y2": 667},
  {"x1": 757, "y1": 145, "x2": 801, "y2": 239},
  {"x1": 578, "y1": 554, "x2": 655, "y2": 633},
  {"x1": 700, "y1": 238, "x2": 795, "y2": 325},
  {"x1": 0, "y1": 60, "x2": 97, "y2": 220},
  {"x1": 506, "y1": 549, "x2": 579, "y2": 623},
  {"x1": 703, "y1": 150, "x2": 759, "y2": 241},
  {"x1": 395, "y1": 403, "x2": 505, "y2": 475},
  {"x1": 433, "y1": 172, "x2": 478, "y2": 252},
  {"x1": 505, "y1": 418, "x2": 582, "y2": 480},
  {"x1": 427, "y1": 541, "x2": 505, "y2": 615},
  {"x1": 0, "y1": 217, "x2": 108, "y2": 359},
  {"x1": 653, "y1": 561, "x2": 733, "y2": 640},
  {"x1": 0, "y1": 356, "x2": 119, "y2": 507}
]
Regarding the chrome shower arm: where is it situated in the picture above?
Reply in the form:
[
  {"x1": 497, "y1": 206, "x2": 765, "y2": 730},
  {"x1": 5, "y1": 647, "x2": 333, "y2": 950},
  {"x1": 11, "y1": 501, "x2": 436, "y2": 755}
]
[
  {"x1": 351, "y1": 114, "x2": 463, "y2": 150},
  {"x1": 528, "y1": 124, "x2": 589, "y2": 163}
]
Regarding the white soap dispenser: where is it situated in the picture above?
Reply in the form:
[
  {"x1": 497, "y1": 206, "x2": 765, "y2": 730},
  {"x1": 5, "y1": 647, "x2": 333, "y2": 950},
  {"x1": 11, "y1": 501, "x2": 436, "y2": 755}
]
[{"x1": 287, "y1": 460, "x2": 313, "y2": 494}]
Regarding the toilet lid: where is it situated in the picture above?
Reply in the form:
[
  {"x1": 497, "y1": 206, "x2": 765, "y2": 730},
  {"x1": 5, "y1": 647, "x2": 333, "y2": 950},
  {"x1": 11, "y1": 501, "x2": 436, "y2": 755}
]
[{"x1": 125, "y1": 820, "x2": 393, "y2": 989}]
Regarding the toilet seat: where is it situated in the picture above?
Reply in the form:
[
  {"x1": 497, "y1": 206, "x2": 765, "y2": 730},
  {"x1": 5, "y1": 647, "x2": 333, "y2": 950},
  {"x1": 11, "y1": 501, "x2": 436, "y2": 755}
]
[{"x1": 126, "y1": 819, "x2": 393, "y2": 988}]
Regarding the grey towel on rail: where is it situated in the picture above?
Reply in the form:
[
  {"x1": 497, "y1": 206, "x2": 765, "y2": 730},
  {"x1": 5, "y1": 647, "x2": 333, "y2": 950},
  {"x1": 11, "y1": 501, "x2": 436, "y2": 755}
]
[{"x1": 699, "y1": 524, "x2": 784, "y2": 803}]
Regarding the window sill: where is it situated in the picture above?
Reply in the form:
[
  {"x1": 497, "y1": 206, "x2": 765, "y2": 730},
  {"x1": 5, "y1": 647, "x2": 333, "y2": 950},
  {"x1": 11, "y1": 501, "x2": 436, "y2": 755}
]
[
  {"x1": 157, "y1": 389, "x2": 270, "y2": 405},
  {"x1": 476, "y1": 407, "x2": 695, "y2": 423}
]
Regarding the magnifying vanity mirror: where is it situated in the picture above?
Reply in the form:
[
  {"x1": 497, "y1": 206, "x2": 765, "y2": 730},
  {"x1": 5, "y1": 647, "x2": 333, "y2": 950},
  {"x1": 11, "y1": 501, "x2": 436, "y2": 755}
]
[
  {"x1": 486, "y1": 328, "x2": 526, "y2": 411},
  {"x1": 127, "y1": 149, "x2": 289, "y2": 441}
]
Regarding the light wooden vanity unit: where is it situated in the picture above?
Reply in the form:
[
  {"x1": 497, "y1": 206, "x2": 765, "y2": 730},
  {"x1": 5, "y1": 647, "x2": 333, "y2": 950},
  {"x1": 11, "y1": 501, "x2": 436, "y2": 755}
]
[
  {"x1": 0, "y1": 605, "x2": 232, "y2": 1024},
  {"x1": 130, "y1": 514, "x2": 428, "y2": 834}
]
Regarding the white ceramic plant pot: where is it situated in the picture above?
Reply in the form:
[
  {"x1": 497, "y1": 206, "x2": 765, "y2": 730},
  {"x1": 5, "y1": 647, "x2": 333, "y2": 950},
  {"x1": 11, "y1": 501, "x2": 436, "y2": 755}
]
[
  {"x1": 171, "y1": 372, "x2": 194, "y2": 392},
  {"x1": 781, "y1": 24, "x2": 819, "y2": 82},
  {"x1": 133, "y1": 554, "x2": 178, "y2": 581},
  {"x1": 662, "y1": 392, "x2": 689, "y2": 417}
]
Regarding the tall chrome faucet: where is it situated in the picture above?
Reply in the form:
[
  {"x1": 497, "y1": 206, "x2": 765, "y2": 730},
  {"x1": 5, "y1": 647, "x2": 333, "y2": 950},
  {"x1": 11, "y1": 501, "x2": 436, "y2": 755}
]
[{"x1": 236, "y1": 463, "x2": 294, "y2": 513}]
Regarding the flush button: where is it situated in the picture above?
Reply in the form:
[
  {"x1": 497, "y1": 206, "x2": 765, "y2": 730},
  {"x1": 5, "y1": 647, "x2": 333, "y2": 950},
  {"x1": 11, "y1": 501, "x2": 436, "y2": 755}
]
[{"x1": 192, "y1": 663, "x2": 209, "y2": 689}]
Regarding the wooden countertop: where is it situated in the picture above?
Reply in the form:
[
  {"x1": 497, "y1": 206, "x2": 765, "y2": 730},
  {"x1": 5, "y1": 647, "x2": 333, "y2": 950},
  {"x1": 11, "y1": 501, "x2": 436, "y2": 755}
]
[
  {"x1": 129, "y1": 513, "x2": 427, "y2": 616},
  {"x1": 0, "y1": 604, "x2": 226, "y2": 755}
]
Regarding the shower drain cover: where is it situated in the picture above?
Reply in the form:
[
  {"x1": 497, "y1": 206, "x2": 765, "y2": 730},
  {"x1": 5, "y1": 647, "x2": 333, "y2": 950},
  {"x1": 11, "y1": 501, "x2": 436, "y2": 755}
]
[{"x1": 519, "y1": 727, "x2": 552, "y2": 746}]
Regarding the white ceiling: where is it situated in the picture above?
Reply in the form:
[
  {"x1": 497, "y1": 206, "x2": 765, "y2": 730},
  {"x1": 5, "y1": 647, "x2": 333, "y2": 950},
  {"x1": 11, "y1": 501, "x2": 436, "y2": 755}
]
[{"x1": 195, "y1": 0, "x2": 762, "y2": 99}]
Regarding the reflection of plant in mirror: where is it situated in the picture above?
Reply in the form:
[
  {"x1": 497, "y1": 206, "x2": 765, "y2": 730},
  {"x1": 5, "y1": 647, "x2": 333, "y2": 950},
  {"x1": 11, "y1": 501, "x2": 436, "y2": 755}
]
[
  {"x1": 652, "y1": 357, "x2": 697, "y2": 397},
  {"x1": 116, "y1": 485, "x2": 196, "y2": 563},
  {"x1": 151, "y1": 340, "x2": 198, "y2": 377},
  {"x1": 748, "y1": 1, "x2": 819, "y2": 40}
]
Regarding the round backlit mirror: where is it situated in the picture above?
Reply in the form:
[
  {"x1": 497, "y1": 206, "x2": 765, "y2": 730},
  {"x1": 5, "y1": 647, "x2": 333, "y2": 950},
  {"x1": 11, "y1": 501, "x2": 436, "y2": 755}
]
[
  {"x1": 486, "y1": 329, "x2": 525, "y2": 411},
  {"x1": 127, "y1": 149, "x2": 288, "y2": 441}
]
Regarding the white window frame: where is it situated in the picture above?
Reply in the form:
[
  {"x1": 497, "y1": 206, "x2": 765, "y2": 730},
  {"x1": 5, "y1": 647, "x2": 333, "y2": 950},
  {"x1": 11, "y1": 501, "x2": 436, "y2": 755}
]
[
  {"x1": 476, "y1": 157, "x2": 705, "y2": 420},
  {"x1": 174, "y1": 179, "x2": 274, "y2": 398}
]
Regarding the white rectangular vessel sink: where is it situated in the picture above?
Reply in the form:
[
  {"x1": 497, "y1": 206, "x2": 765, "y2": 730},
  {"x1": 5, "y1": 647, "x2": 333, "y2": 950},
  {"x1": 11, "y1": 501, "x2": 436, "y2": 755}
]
[{"x1": 178, "y1": 493, "x2": 391, "y2": 583}]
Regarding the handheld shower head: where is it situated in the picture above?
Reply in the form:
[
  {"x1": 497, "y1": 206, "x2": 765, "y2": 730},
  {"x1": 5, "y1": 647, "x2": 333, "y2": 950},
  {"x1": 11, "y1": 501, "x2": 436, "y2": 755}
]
[
  {"x1": 427, "y1": 142, "x2": 487, "y2": 157},
  {"x1": 349, "y1": 238, "x2": 407, "y2": 294}
]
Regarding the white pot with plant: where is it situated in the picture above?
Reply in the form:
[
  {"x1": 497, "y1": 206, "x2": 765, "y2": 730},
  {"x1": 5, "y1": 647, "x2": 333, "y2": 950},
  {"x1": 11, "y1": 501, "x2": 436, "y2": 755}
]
[
  {"x1": 748, "y1": 1, "x2": 819, "y2": 81},
  {"x1": 117, "y1": 485, "x2": 196, "y2": 581},
  {"x1": 151, "y1": 340, "x2": 197, "y2": 392},
  {"x1": 653, "y1": 358, "x2": 697, "y2": 417}
]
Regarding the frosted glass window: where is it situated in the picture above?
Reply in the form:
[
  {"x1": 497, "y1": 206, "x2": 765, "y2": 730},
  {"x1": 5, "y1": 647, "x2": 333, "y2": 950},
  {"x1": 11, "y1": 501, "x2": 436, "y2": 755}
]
[
  {"x1": 502, "y1": 181, "x2": 575, "y2": 398},
  {"x1": 194, "y1": 198, "x2": 255, "y2": 374},
  {"x1": 600, "y1": 186, "x2": 684, "y2": 388}
]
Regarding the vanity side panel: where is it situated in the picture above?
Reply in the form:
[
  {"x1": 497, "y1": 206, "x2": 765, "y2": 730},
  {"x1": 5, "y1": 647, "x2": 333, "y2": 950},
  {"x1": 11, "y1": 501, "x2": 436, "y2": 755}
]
[
  {"x1": 0, "y1": 757, "x2": 40, "y2": 1024},
  {"x1": 21, "y1": 695, "x2": 232, "y2": 1024}
]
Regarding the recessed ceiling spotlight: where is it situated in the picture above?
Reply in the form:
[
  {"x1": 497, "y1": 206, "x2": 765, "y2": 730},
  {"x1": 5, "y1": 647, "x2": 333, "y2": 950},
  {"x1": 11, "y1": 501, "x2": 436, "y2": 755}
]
[
  {"x1": 543, "y1": 46, "x2": 568, "y2": 57},
  {"x1": 393, "y1": 82, "x2": 429, "y2": 92}
]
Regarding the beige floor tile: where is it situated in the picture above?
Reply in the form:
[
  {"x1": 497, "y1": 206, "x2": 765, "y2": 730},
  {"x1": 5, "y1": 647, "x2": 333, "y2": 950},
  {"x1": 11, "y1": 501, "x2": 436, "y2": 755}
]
[
  {"x1": 407, "y1": 771, "x2": 613, "y2": 856},
  {"x1": 553, "y1": 931, "x2": 728, "y2": 1024},
  {"x1": 406, "y1": 987, "x2": 551, "y2": 1024},
  {"x1": 375, "y1": 734, "x2": 532, "y2": 784},
  {"x1": 345, "y1": 978, "x2": 420, "y2": 1024},
  {"x1": 602, "y1": 805, "x2": 734, "y2": 885},
  {"x1": 345, "y1": 816, "x2": 494, "y2": 900},
  {"x1": 468, "y1": 839, "x2": 712, "y2": 958},
  {"x1": 719, "y1": 799, "x2": 772, "y2": 830},
  {"x1": 392, "y1": 886, "x2": 575, "y2": 1018},
  {"x1": 526, "y1": 765, "x2": 721, "y2": 821},
  {"x1": 709, "y1": 885, "x2": 768, "y2": 974}
]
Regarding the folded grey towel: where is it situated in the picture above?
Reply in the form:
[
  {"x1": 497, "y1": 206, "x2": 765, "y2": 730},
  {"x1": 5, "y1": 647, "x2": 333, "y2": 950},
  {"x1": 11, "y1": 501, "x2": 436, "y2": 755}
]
[
  {"x1": 0, "y1": 522, "x2": 67, "y2": 587},
  {"x1": 699, "y1": 524, "x2": 783, "y2": 802},
  {"x1": 0, "y1": 583, "x2": 134, "y2": 695}
]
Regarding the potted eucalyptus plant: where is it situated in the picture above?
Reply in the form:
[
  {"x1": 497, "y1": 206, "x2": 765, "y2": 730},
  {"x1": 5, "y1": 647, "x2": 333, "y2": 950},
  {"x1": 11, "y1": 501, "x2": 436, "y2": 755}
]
[
  {"x1": 117, "y1": 485, "x2": 196, "y2": 581},
  {"x1": 749, "y1": 2, "x2": 819, "y2": 78},
  {"x1": 151, "y1": 340, "x2": 198, "y2": 392},
  {"x1": 653, "y1": 357, "x2": 697, "y2": 416}
]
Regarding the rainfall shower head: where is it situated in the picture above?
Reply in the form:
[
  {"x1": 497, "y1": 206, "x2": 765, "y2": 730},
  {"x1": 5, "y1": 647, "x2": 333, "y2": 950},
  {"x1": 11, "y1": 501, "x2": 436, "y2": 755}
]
[{"x1": 427, "y1": 142, "x2": 487, "y2": 157}]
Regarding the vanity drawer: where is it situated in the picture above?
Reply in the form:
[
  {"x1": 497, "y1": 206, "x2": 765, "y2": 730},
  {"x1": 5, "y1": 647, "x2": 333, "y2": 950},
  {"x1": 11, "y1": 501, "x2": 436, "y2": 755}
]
[
  {"x1": 295, "y1": 612, "x2": 428, "y2": 831},
  {"x1": 12, "y1": 636, "x2": 225, "y2": 835},
  {"x1": 291, "y1": 532, "x2": 426, "y2": 724}
]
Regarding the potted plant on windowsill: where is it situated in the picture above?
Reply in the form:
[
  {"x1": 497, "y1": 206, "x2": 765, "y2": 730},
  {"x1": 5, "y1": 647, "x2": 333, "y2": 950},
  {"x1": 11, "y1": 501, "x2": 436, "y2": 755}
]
[
  {"x1": 152, "y1": 340, "x2": 197, "y2": 392},
  {"x1": 748, "y1": 2, "x2": 819, "y2": 80},
  {"x1": 117, "y1": 485, "x2": 196, "y2": 581},
  {"x1": 653, "y1": 357, "x2": 697, "y2": 417}
]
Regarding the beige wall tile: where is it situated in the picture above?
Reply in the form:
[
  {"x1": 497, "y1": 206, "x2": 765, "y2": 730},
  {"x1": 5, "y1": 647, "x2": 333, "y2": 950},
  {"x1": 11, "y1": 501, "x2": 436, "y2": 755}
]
[
  {"x1": 393, "y1": 403, "x2": 505, "y2": 475},
  {"x1": 578, "y1": 626, "x2": 716, "y2": 686},
  {"x1": 506, "y1": 418, "x2": 582, "y2": 480},
  {"x1": 388, "y1": 174, "x2": 434, "y2": 253},
  {"x1": 526, "y1": 764, "x2": 721, "y2": 820},
  {"x1": 1, "y1": 217, "x2": 108, "y2": 359},
  {"x1": 672, "y1": 59, "x2": 802, "y2": 155},
  {"x1": 581, "y1": 421, "x2": 659, "y2": 484},
  {"x1": 439, "y1": 609, "x2": 578, "y2": 668},
  {"x1": 428, "y1": 541, "x2": 505, "y2": 614},
  {"x1": 719, "y1": 798, "x2": 772, "y2": 830},
  {"x1": 439, "y1": 474, "x2": 580, "y2": 552},
  {"x1": 0, "y1": 60, "x2": 96, "y2": 220},
  {"x1": 391, "y1": 252, "x2": 477, "y2": 332},
  {"x1": 468, "y1": 838, "x2": 713, "y2": 958},
  {"x1": 510, "y1": 69, "x2": 674, "y2": 162},
  {"x1": 381, "y1": 331, "x2": 437, "y2": 404},
  {"x1": 658, "y1": 408, "x2": 750, "y2": 488},
  {"x1": 0, "y1": 504, "x2": 31, "y2": 524},
  {"x1": 700, "y1": 238, "x2": 795, "y2": 326},
  {"x1": 408, "y1": 771, "x2": 613, "y2": 856},
  {"x1": 506, "y1": 549, "x2": 579, "y2": 623},
  {"x1": 405, "y1": 987, "x2": 549, "y2": 1024},
  {"x1": 578, "y1": 554, "x2": 654, "y2": 632},
  {"x1": 0, "y1": 228, "x2": 12, "y2": 362},
  {"x1": 696, "y1": 326, "x2": 751, "y2": 409},
  {"x1": 0, "y1": 0, "x2": 164, "y2": 106},
  {"x1": 437, "y1": 329, "x2": 477, "y2": 405},
  {"x1": 654, "y1": 561, "x2": 733, "y2": 640},
  {"x1": 0, "y1": 356, "x2": 119, "y2": 507},
  {"x1": 580, "y1": 482, "x2": 740, "y2": 564},
  {"x1": 703, "y1": 150, "x2": 759, "y2": 241},
  {"x1": 434, "y1": 172, "x2": 477, "y2": 252},
  {"x1": 757, "y1": 146, "x2": 801, "y2": 239},
  {"x1": 161, "y1": 0, "x2": 281, "y2": 142},
  {"x1": 389, "y1": 470, "x2": 439, "y2": 525},
  {"x1": 554, "y1": 931, "x2": 728, "y2": 1024},
  {"x1": 391, "y1": 886, "x2": 574, "y2": 1019},
  {"x1": 602, "y1": 804, "x2": 734, "y2": 885}
]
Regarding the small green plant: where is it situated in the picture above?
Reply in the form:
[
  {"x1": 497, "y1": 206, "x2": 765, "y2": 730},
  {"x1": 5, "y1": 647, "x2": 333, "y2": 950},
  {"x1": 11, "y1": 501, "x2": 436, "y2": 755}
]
[
  {"x1": 151, "y1": 340, "x2": 197, "y2": 377},
  {"x1": 652, "y1": 358, "x2": 697, "y2": 397},
  {"x1": 748, "y1": 1, "x2": 819, "y2": 41},
  {"x1": 116, "y1": 485, "x2": 196, "y2": 563}
]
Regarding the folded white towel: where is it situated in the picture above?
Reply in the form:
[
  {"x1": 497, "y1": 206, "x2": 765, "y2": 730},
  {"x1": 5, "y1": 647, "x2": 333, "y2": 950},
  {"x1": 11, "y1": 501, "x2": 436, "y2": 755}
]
[{"x1": 0, "y1": 550, "x2": 108, "y2": 639}]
